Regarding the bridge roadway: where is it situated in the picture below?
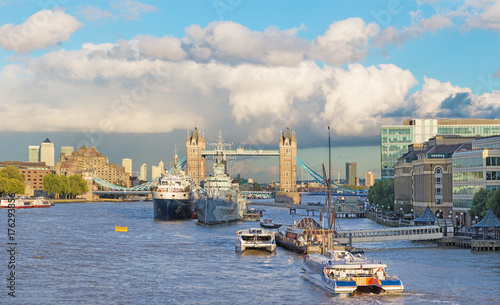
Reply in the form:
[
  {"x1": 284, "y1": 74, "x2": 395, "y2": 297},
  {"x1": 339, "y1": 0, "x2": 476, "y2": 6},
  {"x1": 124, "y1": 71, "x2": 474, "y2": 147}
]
[
  {"x1": 201, "y1": 149, "x2": 279, "y2": 156},
  {"x1": 333, "y1": 225, "x2": 444, "y2": 244}
]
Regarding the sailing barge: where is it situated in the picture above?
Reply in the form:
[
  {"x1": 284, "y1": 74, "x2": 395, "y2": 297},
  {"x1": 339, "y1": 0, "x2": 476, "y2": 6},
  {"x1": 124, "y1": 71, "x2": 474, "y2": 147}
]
[{"x1": 276, "y1": 217, "x2": 337, "y2": 254}]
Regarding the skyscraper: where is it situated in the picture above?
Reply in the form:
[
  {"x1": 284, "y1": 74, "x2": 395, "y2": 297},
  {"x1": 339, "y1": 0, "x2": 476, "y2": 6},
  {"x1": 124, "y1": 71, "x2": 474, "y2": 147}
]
[
  {"x1": 28, "y1": 145, "x2": 40, "y2": 162},
  {"x1": 122, "y1": 158, "x2": 132, "y2": 177},
  {"x1": 151, "y1": 161, "x2": 165, "y2": 180},
  {"x1": 40, "y1": 138, "x2": 55, "y2": 167},
  {"x1": 60, "y1": 146, "x2": 74, "y2": 160},
  {"x1": 365, "y1": 171, "x2": 375, "y2": 187},
  {"x1": 345, "y1": 162, "x2": 356, "y2": 186},
  {"x1": 140, "y1": 163, "x2": 147, "y2": 181}
]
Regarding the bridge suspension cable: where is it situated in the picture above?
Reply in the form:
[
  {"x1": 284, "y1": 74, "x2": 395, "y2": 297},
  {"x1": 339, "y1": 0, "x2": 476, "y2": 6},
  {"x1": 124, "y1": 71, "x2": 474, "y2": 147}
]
[{"x1": 294, "y1": 157, "x2": 362, "y2": 195}]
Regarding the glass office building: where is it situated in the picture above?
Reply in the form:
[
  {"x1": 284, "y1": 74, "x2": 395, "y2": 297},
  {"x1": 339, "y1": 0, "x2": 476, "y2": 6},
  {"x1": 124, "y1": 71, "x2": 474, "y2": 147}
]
[{"x1": 381, "y1": 119, "x2": 500, "y2": 179}]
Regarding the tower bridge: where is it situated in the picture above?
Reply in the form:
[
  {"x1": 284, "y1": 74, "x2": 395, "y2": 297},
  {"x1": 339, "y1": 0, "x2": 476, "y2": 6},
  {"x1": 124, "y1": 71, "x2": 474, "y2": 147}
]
[{"x1": 93, "y1": 125, "x2": 362, "y2": 196}]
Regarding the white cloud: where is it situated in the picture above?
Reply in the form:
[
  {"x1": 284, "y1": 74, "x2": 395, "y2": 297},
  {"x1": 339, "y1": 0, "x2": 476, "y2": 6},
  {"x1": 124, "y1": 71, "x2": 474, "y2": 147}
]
[
  {"x1": 0, "y1": 9, "x2": 83, "y2": 53},
  {"x1": 111, "y1": 0, "x2": 157, "y2": 21},
  {"x1": 310, "y1": 18, "x2": 378, "y2": 65},
  {"x1": 464, "y1": 0, "x2": 500, "y2": 30},
  {"x1": 316, "y1": 64, "x2": 418, "y2": 136},
  {"x1": 75, "y1": 5, "x2": 112, "y2": 21},
  {"x1": 409, "y1": 76, "x2": 471, "y2": 116}
]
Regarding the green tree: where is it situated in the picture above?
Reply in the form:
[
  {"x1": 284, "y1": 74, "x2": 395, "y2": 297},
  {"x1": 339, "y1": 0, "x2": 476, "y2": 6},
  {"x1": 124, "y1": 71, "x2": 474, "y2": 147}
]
[
  {"x1": 43, "y1": 174, "x2": 62, "y2": 199},
  {"x1": 367, "y1": 178, "x2": 394, "y2": 211},
  {"x1": 486, "y1": 190, "x2": 500, "y2": 219},
  {"x1": 59, "y1": 175, "x2": 71, "y2": 199},
  {"x1": 69, "y1": 175, "x2": 88, "y2": 198},
  {"x1": 0, "y1": 166, "x2": 25, "y2": 196},
  {"x1": 470, "y1": 188, "x2": 491, "y2": 219},
  {"x1": 253, "y1": 182, "x2": 262, "y2": 191}
]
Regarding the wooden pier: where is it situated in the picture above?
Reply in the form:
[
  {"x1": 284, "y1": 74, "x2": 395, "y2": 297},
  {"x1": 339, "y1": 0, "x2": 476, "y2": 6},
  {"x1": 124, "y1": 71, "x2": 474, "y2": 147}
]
[{"x1": 438, "y1": 237, "x2": 500, "y2": 251}]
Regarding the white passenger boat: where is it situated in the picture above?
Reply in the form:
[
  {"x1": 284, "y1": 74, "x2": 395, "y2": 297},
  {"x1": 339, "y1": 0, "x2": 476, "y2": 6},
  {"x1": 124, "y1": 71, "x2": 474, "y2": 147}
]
[
  {"x1": 0, "y1": 197, "x2": 53, "y2": 209},
  {"x1": 235, "y1": 228, "x2": 276, "y2": 253},
  {"x1": 301, "y1": 249, "x2": 404, "y2": 295}
]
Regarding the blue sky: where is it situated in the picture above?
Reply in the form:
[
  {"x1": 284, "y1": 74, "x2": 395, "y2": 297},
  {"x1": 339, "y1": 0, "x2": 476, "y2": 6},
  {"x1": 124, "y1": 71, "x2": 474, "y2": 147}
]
[{"x1": 0, "y1": 0, "x2": 499, "y2": 182}]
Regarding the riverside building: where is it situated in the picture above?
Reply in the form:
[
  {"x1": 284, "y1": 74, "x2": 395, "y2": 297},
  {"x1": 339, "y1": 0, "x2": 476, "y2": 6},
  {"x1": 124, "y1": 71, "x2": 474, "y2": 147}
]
[
  {"x1": 394, "y1": 135, "x2": 481, "y2": 221},
  {"x1": 0, "y1": 161, "x2": 54, "y2": 196},
  {"x1": 346, "y1": 162, "x2": 356, "y2": 186},
  {"x1": 56, "y1": 146, "x2": 130, "y2": 187},
  {"x1": 452, "y1": 136, "x2": 500, "y2": 227},
  {"x1": 381, "y1": 119, "x2": 500, "y2": 179}
]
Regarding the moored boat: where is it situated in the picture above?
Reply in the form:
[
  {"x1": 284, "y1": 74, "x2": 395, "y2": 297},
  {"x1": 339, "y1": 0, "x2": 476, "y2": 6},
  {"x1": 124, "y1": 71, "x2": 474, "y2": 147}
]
[
  {"x1": 301, "y1": 249, "x2": 404, "y2": 295},
  {"x1": 235, "y1": 228, "x2": 276, "y2": 253},
  {"x1": 152, "y1": 147, "x2": 195, "y2": 220},
  {"x1": 0, "y1": 197, "x2": 53, "y2": 209},
  {"x1": 195, "y1": 134, "x2": 246, "y2": 225},
  {"x1": 260, "y1": 219, "x2": 282, "y2": 229}
]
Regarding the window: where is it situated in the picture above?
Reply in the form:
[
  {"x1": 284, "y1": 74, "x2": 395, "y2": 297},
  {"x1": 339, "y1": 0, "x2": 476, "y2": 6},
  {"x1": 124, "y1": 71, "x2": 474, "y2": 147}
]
[
  {"x1": 435, "y1": 167, "x2": 442, "y2": 174},
  {"x1": 436, "y1": 199, "x2": 442, "y2": 205},
  {"x1": 436, "y1": 177, "x2": 442, "y2": 185},
  {"x1": 436, "y1": 188, "x2": 442, "y2": 195}
]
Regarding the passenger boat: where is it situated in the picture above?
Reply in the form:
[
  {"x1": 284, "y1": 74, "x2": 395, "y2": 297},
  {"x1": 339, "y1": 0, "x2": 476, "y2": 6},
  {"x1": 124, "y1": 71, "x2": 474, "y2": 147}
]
[
  {"x1": 152, "y1": 147, "x2": 195, "y2": 220},
  {"x1": 0, "y1": 197, "x2": 53, "y2": 209},
  {"x1": 195, "y1": 134, "x2": 246, "y2": 225},
  {"x1": 235, "y1": 228, "x2": 276, "y2": 253},
  {"x1": 260, "y1": 219, "x2": 282, "y2": 229},
  {"x1": 301, "y1": 249, "x2": 404, "y2": 295}
]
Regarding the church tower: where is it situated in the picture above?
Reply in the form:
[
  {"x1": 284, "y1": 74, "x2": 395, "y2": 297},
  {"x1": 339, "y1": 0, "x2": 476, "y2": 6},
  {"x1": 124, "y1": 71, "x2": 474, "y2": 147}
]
[
  {"x1": 186, "y1": 125, "x2": 206, "y2": 184},
  {"x1": 279, "y1": 125, "x2": 297, "y2": 192}
]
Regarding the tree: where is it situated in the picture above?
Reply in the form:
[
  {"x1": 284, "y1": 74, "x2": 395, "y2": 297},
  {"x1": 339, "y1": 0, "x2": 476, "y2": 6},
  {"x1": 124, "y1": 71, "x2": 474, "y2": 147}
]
[
  {"x1": 59, "y1": 175, "x2": 71, "y2": 199},
  {"x1": 43, "y1": 174, "x2": 62, "y2": 199},
  {"x1": 470, "y1": 188, "x2": 491, "y2": 219},
  {"x1": 486, "y1": 190, "x2": 500, "y2": 219},
  {"x1": 253, "y1": 182, "x2": 262, "y2": 191},
  {"x1": 69, "y1": 175, "x2": 89, "y2": 198},
  {"x1": 0, "y1": 166, "x2": 25, "y2": 196},
  {"x1": 367, "y1": 178, "x2": 394, "y2": 211}
]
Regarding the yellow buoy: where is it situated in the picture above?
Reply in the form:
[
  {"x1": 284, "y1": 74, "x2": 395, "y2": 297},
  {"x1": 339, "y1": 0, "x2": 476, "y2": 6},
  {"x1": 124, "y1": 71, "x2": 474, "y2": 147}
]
[{"x1": 115, "y1": 226, "x2": 128, "y2": 232}]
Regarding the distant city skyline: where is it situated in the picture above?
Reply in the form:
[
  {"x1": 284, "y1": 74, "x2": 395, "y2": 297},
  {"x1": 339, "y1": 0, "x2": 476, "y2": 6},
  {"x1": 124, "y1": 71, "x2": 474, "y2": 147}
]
[{"x1": 0, "y1": 1, "x2": 498, "y2": 182}]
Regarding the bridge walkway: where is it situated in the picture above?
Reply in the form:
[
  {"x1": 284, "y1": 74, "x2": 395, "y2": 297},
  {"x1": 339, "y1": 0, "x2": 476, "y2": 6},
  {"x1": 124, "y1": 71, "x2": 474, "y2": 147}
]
[{"x1": 334, "y1": 225, "x2": 444, "y2": 244}]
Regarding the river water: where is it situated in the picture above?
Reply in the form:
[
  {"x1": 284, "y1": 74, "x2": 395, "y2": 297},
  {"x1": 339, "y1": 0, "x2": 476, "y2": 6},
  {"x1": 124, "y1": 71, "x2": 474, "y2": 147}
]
[{"x1": 1, "y1": 198, "x2": 499, "y2": 304}]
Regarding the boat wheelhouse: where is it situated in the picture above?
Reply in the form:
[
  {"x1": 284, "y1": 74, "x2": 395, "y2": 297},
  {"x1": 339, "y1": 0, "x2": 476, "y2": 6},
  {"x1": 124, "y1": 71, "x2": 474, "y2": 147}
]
[{"x1": 235, "y1": 228, "x2": 276, "y2": 253}]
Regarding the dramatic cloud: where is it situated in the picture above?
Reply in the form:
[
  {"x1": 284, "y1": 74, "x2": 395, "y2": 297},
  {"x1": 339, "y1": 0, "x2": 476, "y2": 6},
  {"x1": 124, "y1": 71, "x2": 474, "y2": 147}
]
[
  {"x1": 0, "y1": 9, "x2": 83, "y2": 53},
  {"x1": 316, "y1": 64, "x2": 418, "y2": 136},
  {"x1": 0, "y1": 17, "x2": 499, "y2": 149}
]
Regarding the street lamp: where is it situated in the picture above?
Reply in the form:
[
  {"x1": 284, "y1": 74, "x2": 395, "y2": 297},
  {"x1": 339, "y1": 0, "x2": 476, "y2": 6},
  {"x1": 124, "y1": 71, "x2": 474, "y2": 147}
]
[
  {"x1": 475, "y1": 215, "x2": 478, "y2": 225},
  {"x1": 411, "y1": 208, "x2": 414, "y2": 220}
]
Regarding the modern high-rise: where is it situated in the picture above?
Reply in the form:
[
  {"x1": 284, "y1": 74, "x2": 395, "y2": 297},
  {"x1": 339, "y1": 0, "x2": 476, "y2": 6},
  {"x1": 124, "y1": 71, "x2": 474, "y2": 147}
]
[
  {"x1": 60, "y1": 146, "x2": 74, "y2": 160},
  {"x1": 139, "y1": 164, "x2": 147, "y2": 181},
  {"x1": 346, "y1": 162, "x2": 356, "y2": 186},
  {"x1": 40, "y1": 138, "x2": 55, "y2": 167},
  {"x1": 122, "y1": 158, "x2": 132, "y2": 176},
  {"x1": 28, "y1": 145, "x2": 40, "y2": 162},
  {"x1": 381, "y1": 119, "x2": 500, "y2": 179},
  {"x1": 151, "y1": 161, "x2": 164, "y2": 179},
  {"x1": 365, "y1": 171, "x2": 375, "y2": 187}
]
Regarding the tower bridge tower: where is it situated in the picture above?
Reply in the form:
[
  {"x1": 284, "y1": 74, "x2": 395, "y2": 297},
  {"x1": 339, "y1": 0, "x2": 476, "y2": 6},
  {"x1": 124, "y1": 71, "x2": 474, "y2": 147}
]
[
  {"x1": 279, "y1": 125, "x2": 297, "y2": 192},
  {"x1": 186, "y1": 125, "x2": 206, "y2": 184}
]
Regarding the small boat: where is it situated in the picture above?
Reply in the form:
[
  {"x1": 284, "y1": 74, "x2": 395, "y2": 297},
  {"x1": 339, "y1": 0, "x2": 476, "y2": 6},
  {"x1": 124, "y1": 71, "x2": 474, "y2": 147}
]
[
  {"x1": 236, "y1": 228, "x2": 276, "y2": 253},
  {"x1": 276, "y1": 217, "x2": 334, "y2": 254},
  {"x1": 301, "y1": 249, "x2": 404, "y2": 295},
  {"x1": 115, "y1": 226, "x2": 128, "y2": 232},
  {"x1": 0, "y1": 197, "x2": 53, "y2": 209},
  {"x1": 260, "y1": 219, "x2": 282, "y2": 229}
]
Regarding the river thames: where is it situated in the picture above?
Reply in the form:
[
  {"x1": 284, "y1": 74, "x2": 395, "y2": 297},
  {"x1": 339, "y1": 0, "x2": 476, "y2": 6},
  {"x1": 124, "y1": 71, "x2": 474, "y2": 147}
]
[{"x1": 1, "y1": 199, "x2": 499, "y2": 304}]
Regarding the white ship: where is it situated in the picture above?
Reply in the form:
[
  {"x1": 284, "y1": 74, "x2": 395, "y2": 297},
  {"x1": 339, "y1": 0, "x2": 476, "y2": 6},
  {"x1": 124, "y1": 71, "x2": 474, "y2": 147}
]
[
  {"x1": 195, "y1": 133, "x2": 246, "y2": 224},
  {"x1": 235, "y1": 228, "x2": 276, "y2": 253},
  {"x1": 152, "y1": 147, "x2": 195, "y2": 220}
]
